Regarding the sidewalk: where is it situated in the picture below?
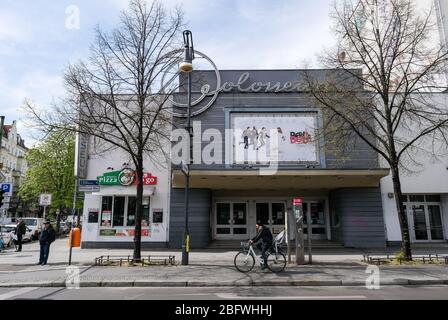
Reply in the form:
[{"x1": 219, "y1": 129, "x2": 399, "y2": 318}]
[
  {"x1": 0, "y1": 239, "x2": 447, "y2": 288},
  {"x1": 0, "y1": 238, "x2": 372, "y2": 267}
]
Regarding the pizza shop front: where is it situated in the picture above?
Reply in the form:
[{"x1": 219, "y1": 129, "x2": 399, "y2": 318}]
[
  {"x1": 168, "y1": 69, "x2": 390, "y2": 249},
  {"x1": 80, "y1": 154, "x2": 171, "y2": 249}
]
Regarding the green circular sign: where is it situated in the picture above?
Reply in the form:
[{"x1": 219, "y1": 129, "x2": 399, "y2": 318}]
[{"x1": 118, "y1": 168, "x2": 135, "y2": 186}]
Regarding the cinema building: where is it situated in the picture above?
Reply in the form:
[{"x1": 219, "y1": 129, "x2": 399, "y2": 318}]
[
  {"x1": 168, "y1": 69, "x2": 392, "y2": 249},
  {"x1": 79, "y1": 69, "x2": 448, "y2": 249}
]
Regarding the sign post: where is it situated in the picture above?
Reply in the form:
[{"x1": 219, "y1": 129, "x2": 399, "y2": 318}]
[
  {"x1": 39, "y1": 194, "x2": 52, "y2": 220},
  {"x1": 293, "y1": 198, "x2": 305, "y2": 265},
  {"x1": 306, "y1": 204, "x2": 313, "y2": 265}
]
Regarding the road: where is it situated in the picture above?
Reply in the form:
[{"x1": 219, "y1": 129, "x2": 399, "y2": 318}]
[{"x1": 0, "y1": 285, "x2": 447, "y2": 300}]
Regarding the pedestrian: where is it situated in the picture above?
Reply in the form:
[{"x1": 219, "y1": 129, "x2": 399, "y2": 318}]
[
  {"x1": 15, "y1": 218, "x2": 26, "y2": 252},
  {"x1": 37, "y1": 220, "x2": 56, "y2": 265}
]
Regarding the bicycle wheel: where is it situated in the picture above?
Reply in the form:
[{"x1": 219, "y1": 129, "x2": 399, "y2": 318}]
[
  {"x1": 234, "y1": 251, "x2": 255, "y2": 273},
  {"x1": 266, "y1": 251, "x2": 286, "y2": 273}
]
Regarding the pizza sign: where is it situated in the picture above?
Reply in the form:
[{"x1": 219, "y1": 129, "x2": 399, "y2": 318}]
[{"x1": 98, "y1": 169, "x2": 157, "y2": 187}]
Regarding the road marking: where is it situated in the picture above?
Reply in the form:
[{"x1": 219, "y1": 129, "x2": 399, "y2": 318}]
[
  {"x1": 0, "y1": 287, "x2": 38, "y2": 300},
  {"x1": 216, "y1": 293, "x2": 367, "y2": 300}
]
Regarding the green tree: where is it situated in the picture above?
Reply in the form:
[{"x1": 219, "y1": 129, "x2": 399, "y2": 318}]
[{"x1": 19, "y1": 130, "x2": 76, "y2": 217}]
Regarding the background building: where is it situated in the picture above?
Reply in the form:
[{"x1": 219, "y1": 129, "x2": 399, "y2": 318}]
[
  {"x1": 379, "y1": 3, "x2": 448, "y2": 245},
  {"x1": 0, "y1": 120, "x2": 28, "y2": 220}
]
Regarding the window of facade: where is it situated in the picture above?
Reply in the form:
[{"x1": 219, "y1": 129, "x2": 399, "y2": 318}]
[{"x1": 100, "y1": 196, "x2": 151, "y2": 228}]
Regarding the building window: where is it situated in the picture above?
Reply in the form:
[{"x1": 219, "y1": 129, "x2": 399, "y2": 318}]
[
  {"x1": 101, "y1": 196, "x2": 113, "y2": 227},
  {"x1": 113, "y1": 196, "x2": 125, "y2": 227},
  {"x1": 101, "y1": 196, "x2": 151, "y2": 228},
  {"x1": 126, "y1": 196, "x2": 137, "y2": 226}
]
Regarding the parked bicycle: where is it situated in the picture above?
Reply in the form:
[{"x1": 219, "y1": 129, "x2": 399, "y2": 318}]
[{"x1": 234, "y1": 230, "x2": 287, "y2": 273}]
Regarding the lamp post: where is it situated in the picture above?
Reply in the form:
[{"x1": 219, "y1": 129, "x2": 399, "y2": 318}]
[{"x1": 180, "y1": 30, "x2": 194, "y2": 266}]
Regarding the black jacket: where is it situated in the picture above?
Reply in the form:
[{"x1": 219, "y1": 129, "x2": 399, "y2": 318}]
[
  {"x1": 16, "y1": 221, "x2": 26, "y2": 236},
  {"x1": 251, "y1": 225, "x2": 273, "y2": 244},
  {"x1": 39, "y1": 226, "x2": 56, "y2": 245}
]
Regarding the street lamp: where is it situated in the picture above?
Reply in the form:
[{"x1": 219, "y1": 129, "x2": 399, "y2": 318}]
[{"x1": 180, "y1": 30, "x2": 194, "y2": 266}]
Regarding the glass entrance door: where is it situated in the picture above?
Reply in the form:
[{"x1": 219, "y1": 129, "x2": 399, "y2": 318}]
[
  {"x1": 412, "y1": 205, "x2": 428, "y2": 241},
  {"x1": 215, "y1": 202, "x2": 248, "y2": 240},
  {"x1": 409, "y1": 203, "x2": 445, "y2": 242},
  {"x1": 303, "y1": 201, "x2": 327, "y2": 240},
  {"x1": 255, "y1": 202, "x2": 286, "y2": 235}
]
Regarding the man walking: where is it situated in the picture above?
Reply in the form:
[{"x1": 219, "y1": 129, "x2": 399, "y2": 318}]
[
  {"x1": 15, "y1": 218, "x2": 26, "y2": 252},
  {"x1": 38, "y1": 220, "x2": 56, "y2": 265}
]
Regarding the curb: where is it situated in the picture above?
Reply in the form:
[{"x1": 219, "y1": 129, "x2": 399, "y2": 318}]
[{"x1": 1, "y1": 279, "x2": 448, "y2": 288}]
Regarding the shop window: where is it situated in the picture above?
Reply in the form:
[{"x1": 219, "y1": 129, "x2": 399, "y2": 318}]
[
  {"x1": 142, "y1": 199, "x2": 150, "y2": 227},
  {"x1": 113, "y1": 196, "x2": 125, "y2": 227},
  {"x1": 101, "y1": 196, "x2": 113, "y2": 227},
  {"x1": 126, "y1": 197, "x2": 137, "y2": 226}
]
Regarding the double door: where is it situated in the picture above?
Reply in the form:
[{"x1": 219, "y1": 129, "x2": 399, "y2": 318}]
[
  {"x1": 407, "y1": 203, "x2": 445, "y2": 242},
  {"x1": 255, "y1": 201, "x2": 327, "y2": 239},
  {"x1": 215, "y1": 202, "x2": 248, "y2": 240}
]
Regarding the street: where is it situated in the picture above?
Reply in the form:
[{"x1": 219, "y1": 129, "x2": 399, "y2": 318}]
[{"x1": 0, "y1": 285, "x2": 447, "y2": 300}]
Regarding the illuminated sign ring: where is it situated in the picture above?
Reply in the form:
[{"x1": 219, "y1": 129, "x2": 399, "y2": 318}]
[{"x1": 160, "y1": 49, "x2": 221, "y2": 118}]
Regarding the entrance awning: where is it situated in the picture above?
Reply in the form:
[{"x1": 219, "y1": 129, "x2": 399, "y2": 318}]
[{"x1": 172, "y1": 169, "x2": 390, "y2": 190}]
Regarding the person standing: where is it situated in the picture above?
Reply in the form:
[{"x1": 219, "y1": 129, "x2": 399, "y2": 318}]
[
  {"x1": 37, "y1": 220, "x2": 56, "y2": 265},
  {"x1": 15, "y1": 218, "x2": 26, "y2": 252}
]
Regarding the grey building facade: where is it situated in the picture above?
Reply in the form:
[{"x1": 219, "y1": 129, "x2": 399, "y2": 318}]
[{"x1": 168, "y1": 69, "x2": 389, "y2": 249}]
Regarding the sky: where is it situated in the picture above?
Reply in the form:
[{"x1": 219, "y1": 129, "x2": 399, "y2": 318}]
[{"x1": 0, "y1": 0, "x2": 435, "y2": 147}]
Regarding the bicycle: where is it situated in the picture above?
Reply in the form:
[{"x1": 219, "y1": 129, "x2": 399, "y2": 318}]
[{"x1": 234, "y1": 231, "x2": 287, "y2": 273}]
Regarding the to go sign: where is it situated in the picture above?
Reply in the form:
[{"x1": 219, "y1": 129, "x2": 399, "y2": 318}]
[{"x1": 142, "y1": 173, "x2": 157, "y2": 186}]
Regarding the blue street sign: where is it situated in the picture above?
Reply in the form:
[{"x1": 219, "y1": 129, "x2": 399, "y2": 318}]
[
  {"x1": 0, "y1": 183, "x2": 12, "y2": 193},
  {"x1": 79, "y1": 180, "x2": 99, "y2": 186}
]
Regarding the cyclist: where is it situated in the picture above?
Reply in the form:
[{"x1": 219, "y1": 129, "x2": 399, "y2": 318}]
[{"x1": 249, "y1": 220, "x2": 273, "y2": 270}]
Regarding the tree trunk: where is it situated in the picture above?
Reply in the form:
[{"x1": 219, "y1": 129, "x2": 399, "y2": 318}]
[
  {"x1": 133, "y1": 157, "x2": 144, "y2": 262},
  {"x1": 391, "y1": 165, "x2": 412, "y2": 260}
]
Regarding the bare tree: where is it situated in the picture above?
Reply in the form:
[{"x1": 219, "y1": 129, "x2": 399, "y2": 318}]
[
  {"x1": 24, "y1": 0, "x2": 185, "y2": 261},
  {"x1": 304, "y1": 0, "x2": 448, "y2": 259}
]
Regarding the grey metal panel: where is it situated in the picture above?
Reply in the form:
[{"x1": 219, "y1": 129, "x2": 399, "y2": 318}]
[
  {"x1": 329, "y1": 188, "x2": 386, "y2": 248},
  {"x1": 173, "y1": 70, "x2": 380, "y2": 171},
  {"x1": 168, "y1": 188, "x2": 211, "y2": 249}
]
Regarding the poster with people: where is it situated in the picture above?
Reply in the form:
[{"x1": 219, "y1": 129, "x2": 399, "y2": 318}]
[{"x1": 232, "y1": 112, "x2": 318, "y2": 163}]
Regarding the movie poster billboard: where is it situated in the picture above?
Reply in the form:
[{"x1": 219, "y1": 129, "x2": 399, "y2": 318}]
[{"x1": 231, "y1": 112, "x2": 319, "y2": 163}]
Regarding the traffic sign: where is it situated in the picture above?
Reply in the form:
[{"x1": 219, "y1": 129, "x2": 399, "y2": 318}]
[
  {"x1": 293, "y1": 198, "x2": 302, "y2": 206},
  {"x1": 0, "y1": 183, "x2": 12, "y2": 195},
  {"x1": 39, "y1": 194, "x2": 52, "y2": 206}
]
